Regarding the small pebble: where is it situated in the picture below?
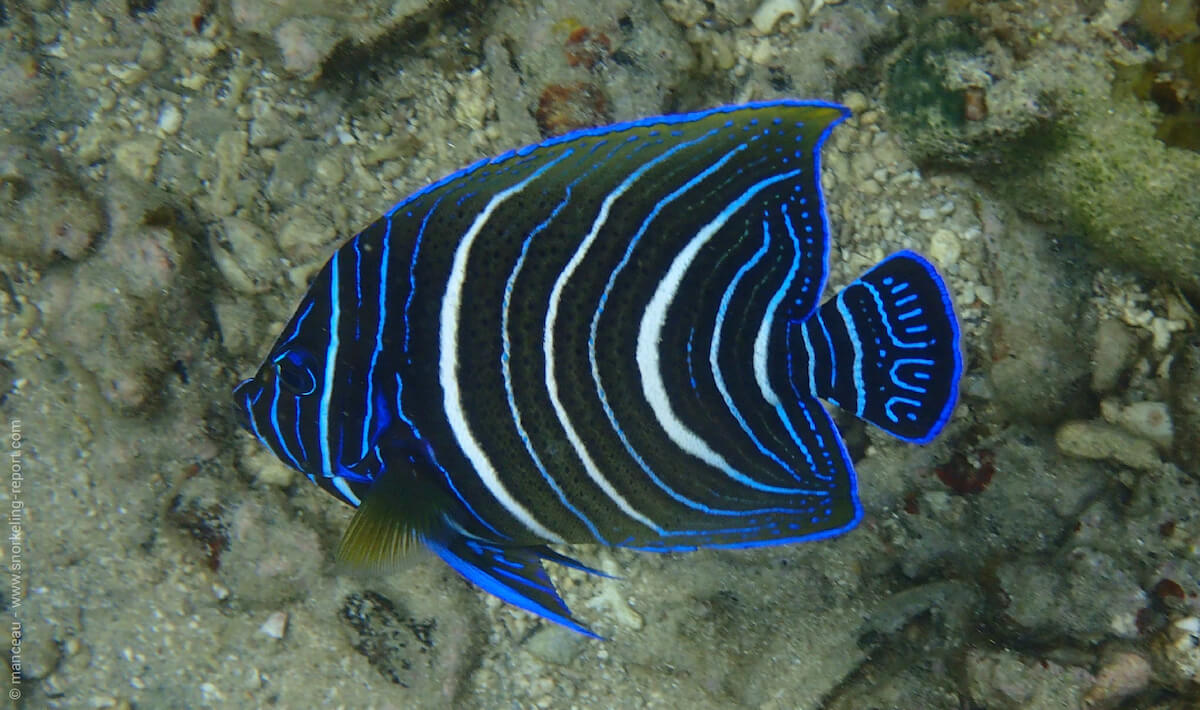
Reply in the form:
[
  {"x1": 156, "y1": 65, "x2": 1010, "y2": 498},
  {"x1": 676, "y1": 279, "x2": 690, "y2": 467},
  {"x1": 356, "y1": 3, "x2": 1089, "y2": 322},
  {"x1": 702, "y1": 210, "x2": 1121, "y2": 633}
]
[
  {"x1": 1082, "y1": 652, "x2": 1150, "y2": 710},
  {"x1": 750, "y1": 0, "x2": 806, "y2": 34},
  {"x1": 113, "y1": 136, "x2": 163, "y2": 181},
  {"x1": 859, "y1": 178, "x2": 881, "y2": 196},
  {"x1": 841, "y1": 90, "x2": 869, "y2": 114},
  {"x1": 157, "y1": 104, "x2": 182, "y2": 135},
  {"x1": 928, "y1": 228, "x2": 962, "y2": 269},
  {"x1": 314, "y1": 154, "x2": 346, "y2": 186},
  {"x1": 1114, "y1": 400, "x2": 1173, "y2": 449},
  {"x1": 1055, "y1": 420, "x2": 1160, "y2": 471},
  {"x1": 259, "y1": 611, "x2": 289, "y2": 640},
  {"x1": 1091, "y1": 319, "x2": 1139, "y2": 393}
]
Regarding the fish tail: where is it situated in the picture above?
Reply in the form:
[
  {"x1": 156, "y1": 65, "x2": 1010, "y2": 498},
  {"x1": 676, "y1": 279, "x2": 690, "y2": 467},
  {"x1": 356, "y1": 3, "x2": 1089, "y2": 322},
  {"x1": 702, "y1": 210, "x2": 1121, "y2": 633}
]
[{"x1": 788, "y1": 251, "x2": 962, "y2": 443}]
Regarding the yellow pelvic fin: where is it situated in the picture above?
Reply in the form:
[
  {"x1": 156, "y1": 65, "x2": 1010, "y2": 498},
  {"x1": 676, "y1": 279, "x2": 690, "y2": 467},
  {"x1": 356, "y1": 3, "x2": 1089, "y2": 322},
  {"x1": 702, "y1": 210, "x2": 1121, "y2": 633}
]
[{"x1": 334, "y1": 469, "x2": 440, "y2": 575}]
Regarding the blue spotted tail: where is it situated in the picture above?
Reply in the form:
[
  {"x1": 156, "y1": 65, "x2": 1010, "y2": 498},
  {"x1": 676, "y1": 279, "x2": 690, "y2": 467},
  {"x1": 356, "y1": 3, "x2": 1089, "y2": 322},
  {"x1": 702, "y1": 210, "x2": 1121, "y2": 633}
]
[{"x1": 789, "y1": 251, "x2": 962, "y2": 443}]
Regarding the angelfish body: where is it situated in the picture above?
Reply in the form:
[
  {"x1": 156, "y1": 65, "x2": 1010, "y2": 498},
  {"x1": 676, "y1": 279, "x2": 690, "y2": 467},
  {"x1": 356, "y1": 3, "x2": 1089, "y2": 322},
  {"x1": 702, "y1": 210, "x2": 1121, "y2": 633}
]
[{"x1": 234, "y1": 100, "x2": 962, "y2": 637}]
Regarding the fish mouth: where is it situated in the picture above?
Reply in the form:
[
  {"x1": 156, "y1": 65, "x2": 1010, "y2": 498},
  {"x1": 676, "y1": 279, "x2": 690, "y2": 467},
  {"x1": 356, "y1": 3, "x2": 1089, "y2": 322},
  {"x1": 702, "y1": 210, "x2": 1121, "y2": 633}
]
[{"x1": 232, "y1": 378, "x2": 262, "y2": 432}]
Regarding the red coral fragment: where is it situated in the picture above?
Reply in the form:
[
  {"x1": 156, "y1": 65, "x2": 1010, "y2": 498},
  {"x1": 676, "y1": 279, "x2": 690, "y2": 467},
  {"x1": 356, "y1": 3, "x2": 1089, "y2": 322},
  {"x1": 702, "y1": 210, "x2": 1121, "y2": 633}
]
[
  {"x1": 565, "y1": 27, "x2": 613, "y2": 69},
  {"x1": 935, "y1": 448, "x2": 995, "y2": 495},
  {"x1": 1153, "y1": 578, "x2": 1186, "y2": 600},
  {"x1": 536, "y1": 82, "x2": 611, "y2": 137}
]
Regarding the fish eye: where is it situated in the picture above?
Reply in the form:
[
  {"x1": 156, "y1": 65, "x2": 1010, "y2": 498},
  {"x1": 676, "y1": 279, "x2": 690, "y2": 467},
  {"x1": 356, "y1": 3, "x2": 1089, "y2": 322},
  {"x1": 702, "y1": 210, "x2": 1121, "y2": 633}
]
[{"x1": 272, "y1": 348, "x2": 318, "y2": 396}]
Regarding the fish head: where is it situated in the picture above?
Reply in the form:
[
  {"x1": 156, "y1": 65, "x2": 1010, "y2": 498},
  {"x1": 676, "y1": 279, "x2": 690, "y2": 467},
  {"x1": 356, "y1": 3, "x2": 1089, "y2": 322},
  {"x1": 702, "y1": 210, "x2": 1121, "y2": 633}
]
[
  {"x1": 233, "y1": 330, "x2": 329, "y2": 477},
  {"x1": 233, "y1": 249, "x2": 398, "y2": 504}
]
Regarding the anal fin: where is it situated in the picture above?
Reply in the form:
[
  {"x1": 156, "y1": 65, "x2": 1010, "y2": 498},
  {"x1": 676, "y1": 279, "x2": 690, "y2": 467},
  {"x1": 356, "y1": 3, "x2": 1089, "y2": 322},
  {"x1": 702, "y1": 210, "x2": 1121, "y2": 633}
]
[{"x1": 426, "y1": 537, "x2": 602, "y2": 639}]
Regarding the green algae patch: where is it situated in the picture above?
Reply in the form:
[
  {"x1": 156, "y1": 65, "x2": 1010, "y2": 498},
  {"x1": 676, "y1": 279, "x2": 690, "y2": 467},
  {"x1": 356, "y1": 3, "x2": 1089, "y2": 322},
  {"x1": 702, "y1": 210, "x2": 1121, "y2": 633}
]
[
  {"x1": 885, "y1": 17, "x2": 976, "y2": 141},
  {"x1": 883, "y1": 19, "x2": 1200, "y2": 298},
  {"x1": 1005, "y1": 88, "x2": 1200, "y2": 299},
  {"x1": 883, "y1": 15, "x2": 1066, "y2": 173},
  {"x1": 884, "y1": 16, "x2": 975, "y2": 164}
]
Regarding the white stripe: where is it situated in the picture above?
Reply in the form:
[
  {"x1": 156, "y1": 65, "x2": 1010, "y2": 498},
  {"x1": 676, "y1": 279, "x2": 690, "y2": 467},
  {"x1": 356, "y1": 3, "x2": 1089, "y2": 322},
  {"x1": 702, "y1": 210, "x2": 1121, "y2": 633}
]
[
  {"x1": 753, "y1": 204, "x2": 801, "y2": 406},
  {"x1": 836, "y1": 290, "x2": 865, "y2": 416},
  {"x1": 333, "y1": 476, "x2": 362, "y2": 506},
  {"x1": 636, "y1": 169, "x2": 802, "y2": 479},
  {"x1": 543, "y1": 146, "x2": 708, "y2": 533},
  {"x1": 801, "y1": 320, "x2": 819, "y2": 398},
  {"x1": 440, "y1": 153, "x2": 571, "y2": 543},
  {"x1": 318, "y1": 252, "x2": 342, "y2": 479}
]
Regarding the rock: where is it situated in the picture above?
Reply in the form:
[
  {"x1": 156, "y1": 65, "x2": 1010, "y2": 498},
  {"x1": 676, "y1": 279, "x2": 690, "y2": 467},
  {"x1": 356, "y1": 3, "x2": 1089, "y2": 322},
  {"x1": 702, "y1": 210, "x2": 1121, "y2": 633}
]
[
  {"x1": 927, "y1": 228, "x2": 961, "y2": 270},
  {"x1": 997, "y1": 550, "x2": 1148, "y2": 640},
  {"x1": 266, "y1": 139, "x2": 319, "y2": 208},
  {"x1": 276, "y1": 209, "x2": 337, "y2": 264},
  {"x1": 1007, "y1": 88, "x2": 1200, "y2": 299},
  {"x1": 1081, "y1": 651, "x2": 1151, "y2": 710},
  {"x1": 750, "y1": 0, "x2": 806, "y2": 34},
  {"x1": 1169, "y1": 334, "x2": 1200, "y2": 468},
  {"x1": 112, "y1": 136, "x2": 163, "y2": 182},
  {"x1": 218, "y1": 501, "x2": 324, "y2": 605},
  {"x1": 860, "y1": 581, "x2": 977, "y2": 641},
  {"x1": 1091, "y1": 319, "x2": 1139, "y2": 393},
  {"x1": 523, "y1": 625, "x2": 587, "y2": 666},
  {"x1": 213, "y1": 295, "x2": 262, "y2": 357},
  {"x1": 230, "y1": 0, "x2": 449, "y2": 80},
  {"x1": 248, "y1": 109, "x2": 291, "y2": 148},
  {"x1": 885, "y1": 16, "x2": 1200, "y2": 297},
  {"x1": 1104, "y1": 400, "x2": 1173, "y2": 450},
  {"x1": 966, "y1": 649, "x2": 1092, "y2": 710},
  {"x1": 490, "y1": 0, "x2": 694, "y2": 127},
  {"x1": 1056, "y1": 420, "x2": 1161, "y2": 471},
  {"x1": 1154, "y1": 616, "x2": 1200, "y2": 690},
  {"x1": 0, "y1": 138, "x2": 104, "y2": 265},
  {"x1": 274, "y1": 17, "x2": 337, "y2": 76},
  {"x1": 157, "y1": 104, "x2": 182, "y2": 135},
  {"x1": 712, "y1": 0, "x2": 760, "y2": 26},
  {"x1": 983, "y1": 203, "x2": 1093, "y2": 424},
  {"x1": 210, "y1": 217, "x2": 279, "y2": 294}
]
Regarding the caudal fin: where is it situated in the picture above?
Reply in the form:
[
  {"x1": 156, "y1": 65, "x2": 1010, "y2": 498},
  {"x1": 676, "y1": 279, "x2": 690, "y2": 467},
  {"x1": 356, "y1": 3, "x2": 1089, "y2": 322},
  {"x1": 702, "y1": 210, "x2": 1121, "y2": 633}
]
[{"x1": 789, "y1": 251, "x2": 962, "y2": 443}]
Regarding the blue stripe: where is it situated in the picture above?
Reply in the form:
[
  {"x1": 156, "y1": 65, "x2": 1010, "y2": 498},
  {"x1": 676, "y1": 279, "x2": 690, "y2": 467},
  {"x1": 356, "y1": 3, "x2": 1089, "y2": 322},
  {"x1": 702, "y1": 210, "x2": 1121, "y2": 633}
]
[
  {"x1": 402, "y1": 196, "x2": 445, "y2": 352},
  {"x1": 362, "y1": 221, "x2": 391, "y2": 462},
  {"x1": 502, "y1": 167, "x2": 609, "y2": 544},
  {"x1": 277, "y1": 300, "x2": 315, "y2": 349},
  {"x1": 854, "y1": 281, "x2": 934, "y2": 349},
  {"x1": 390, "y1": 372, "x2": 507, "y2": 539},
  {"x1": 244, "y1": 388, "x2": 274, "y2": 453},
  {"x1": 590, "y1": 150, "x2": 826, "y2": 524},
  {"x1": 352, "y1": 237, "x2": 364, "y2": 339},
  {"x1": 293, "y1": 396, "x2": 308, "y2": 465},
  {"x1": 269, "y1": 382, "x2": 304, "y2": 471},
  {"x1": 332, "y1": 476, "x2": 362, "y2": 506},
  {"x1": 764, "y1": 203, "x2": 828, "y2": 481},
  {"x1": 708, "y1": 218, "x2": 804, "y2": 481}
]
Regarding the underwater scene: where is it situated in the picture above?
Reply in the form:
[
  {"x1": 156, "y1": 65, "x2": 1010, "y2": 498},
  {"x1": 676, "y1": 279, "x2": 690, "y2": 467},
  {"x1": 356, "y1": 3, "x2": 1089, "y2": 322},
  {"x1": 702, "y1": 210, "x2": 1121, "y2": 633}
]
[{"x1": 2, "y1": 0, "x2": 1199, "y2": 708}]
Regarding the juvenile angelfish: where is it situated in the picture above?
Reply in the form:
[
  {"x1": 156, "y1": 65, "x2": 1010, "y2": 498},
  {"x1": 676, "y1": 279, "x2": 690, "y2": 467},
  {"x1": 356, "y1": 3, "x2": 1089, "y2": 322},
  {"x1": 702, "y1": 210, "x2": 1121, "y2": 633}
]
[{"x1": 234, "y1": 100, "x2": 962, "y2": 637}]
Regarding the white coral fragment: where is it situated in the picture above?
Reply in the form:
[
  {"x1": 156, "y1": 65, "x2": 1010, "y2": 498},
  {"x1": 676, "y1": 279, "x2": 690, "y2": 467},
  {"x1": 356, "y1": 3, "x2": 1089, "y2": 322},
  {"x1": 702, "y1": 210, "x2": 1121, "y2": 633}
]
[{"x1": 751, "y1": 0, "x2": 805, "y2": 33}]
